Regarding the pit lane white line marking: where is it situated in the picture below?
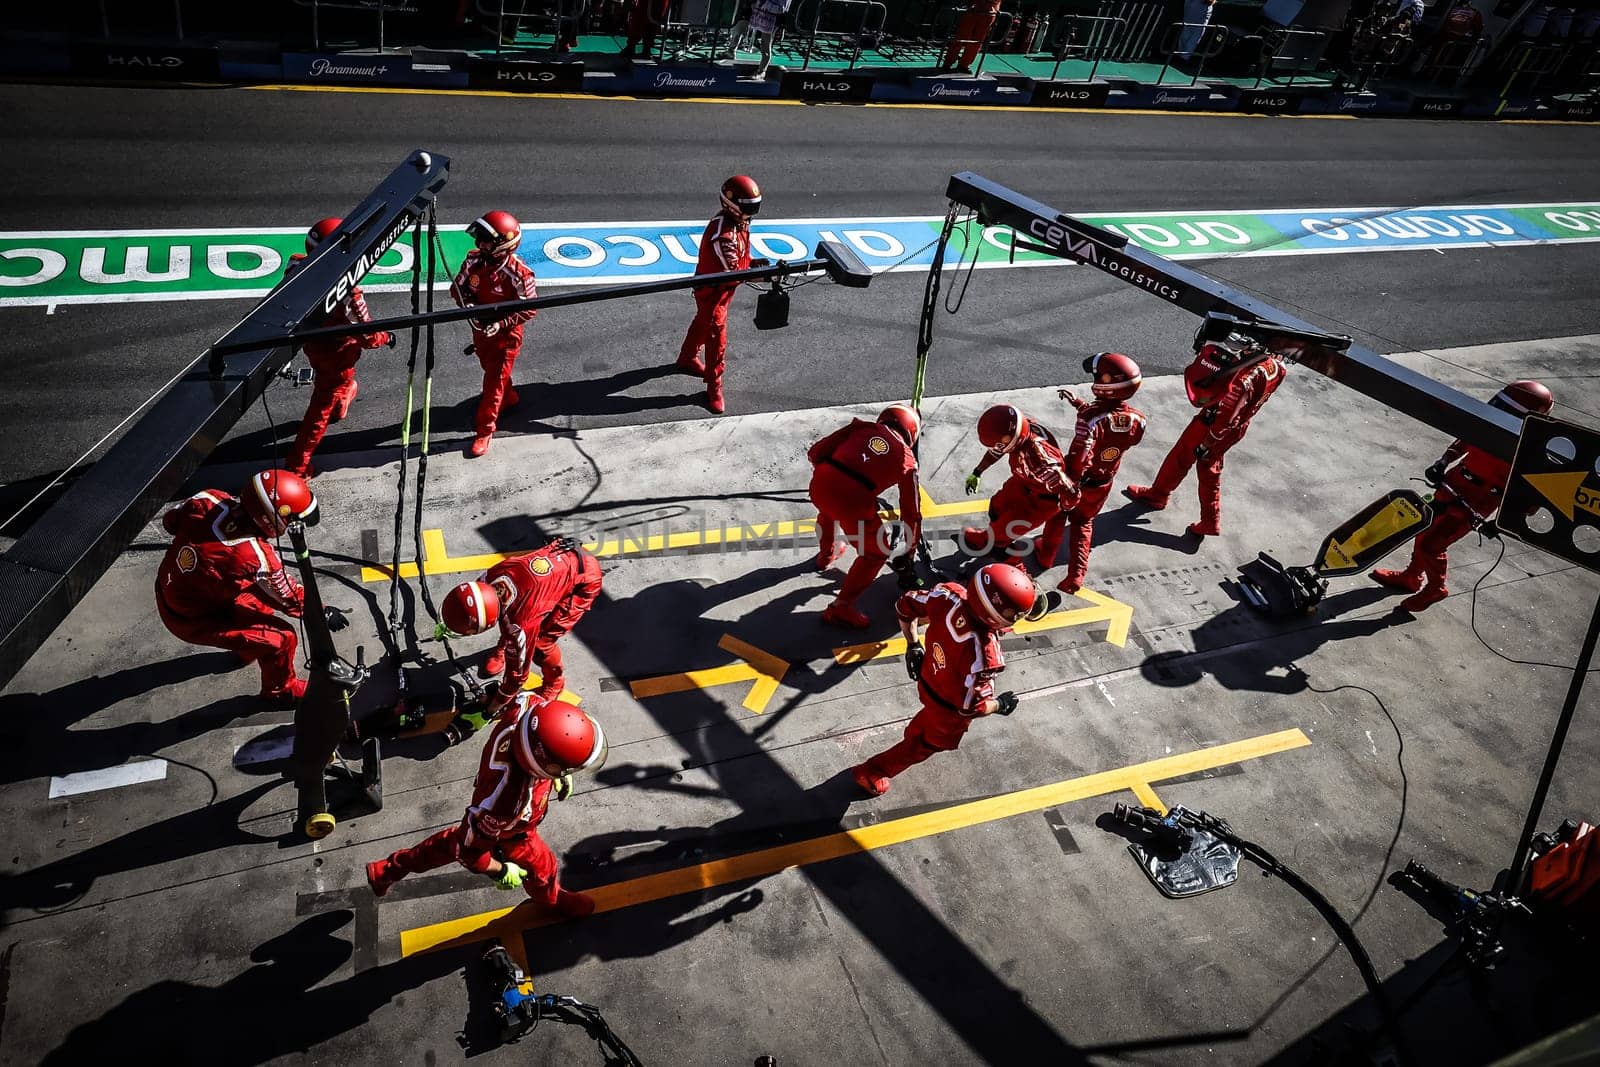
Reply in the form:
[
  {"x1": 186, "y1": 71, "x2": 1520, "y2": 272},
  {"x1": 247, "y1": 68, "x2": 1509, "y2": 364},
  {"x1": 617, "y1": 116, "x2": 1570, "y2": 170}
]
[
  {"x1": 48, "y1": 759, "x2": 168, "y2": 798},
  {"x1": 45, "y1": 303, "x2": 55, "y2": 315}
]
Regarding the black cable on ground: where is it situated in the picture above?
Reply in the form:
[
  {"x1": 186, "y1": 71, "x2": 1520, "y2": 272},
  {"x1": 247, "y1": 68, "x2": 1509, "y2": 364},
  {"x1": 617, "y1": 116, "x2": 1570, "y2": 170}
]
[{"x1": 1468, "y1": 536, "x2": 1599, "y2": 672}]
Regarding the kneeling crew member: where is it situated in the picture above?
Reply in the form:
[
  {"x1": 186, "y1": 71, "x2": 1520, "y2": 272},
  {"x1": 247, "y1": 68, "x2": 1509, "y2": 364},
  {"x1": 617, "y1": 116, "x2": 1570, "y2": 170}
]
[{"x1": 155, "y1": 470, "x2": 319, "y2": 705}]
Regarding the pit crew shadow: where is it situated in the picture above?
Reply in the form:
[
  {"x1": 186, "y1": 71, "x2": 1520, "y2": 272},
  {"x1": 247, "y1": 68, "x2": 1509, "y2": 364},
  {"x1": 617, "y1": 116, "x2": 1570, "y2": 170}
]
[
  {"x1": 1090, "y1": 501, "x2": 1206, "y2": 554},
  {"x1": 1140, "y1": 586, "x2": 1403, "y2": 696},
  {"x1": 497, "y1": 364, "x2": 709, "y2": 425},
  {"x1": 37, "y1": 911, "x2": 468, "y2": 1065},
  {"x1": 0, "y1": 651, "x2": 268, "y2": 787},
  {"x1": 0, "y1": 778, "x2": 282, "y2": 924}
]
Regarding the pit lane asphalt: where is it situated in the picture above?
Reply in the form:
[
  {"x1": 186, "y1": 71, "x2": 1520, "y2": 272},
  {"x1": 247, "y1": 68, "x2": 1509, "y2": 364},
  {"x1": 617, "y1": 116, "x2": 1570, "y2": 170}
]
[{"x1": 3, "y1": 82, "x2": 1599, "y2": 491}]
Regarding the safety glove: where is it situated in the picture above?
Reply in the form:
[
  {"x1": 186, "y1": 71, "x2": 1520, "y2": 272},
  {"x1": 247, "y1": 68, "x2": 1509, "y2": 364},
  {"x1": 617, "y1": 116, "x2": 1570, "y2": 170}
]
[
  {"x1": 1194, "y1": 444, "x2": 1211, "y2": 461},
  {"x1": 494, "y1": 861, "x2": 528, "y2": 891},
  {"x1": 443, "y1": 708, "x2": 492, "y2": 746},
  {"x1": 1424, "y1": 461, "x2": 1446, "y2": 487},
  {"x1": 904, "y1": 644, "x2": 925, "y2": 681},
  {"x1": 1478, "y1": 519, "x2": 1500, "y2": 540},
  {"x1": 554, "y1": 774, "x2": 574, "y2": 801},
  {"x1": 324, "y1": 606, "x2": 350, "y2": 632},
  {"x1": 965, "y1": 473, "x2": 982, "y2": 496},
  {"x1": 995, "y1": 691, "x2": 1020, "y2": 716}
]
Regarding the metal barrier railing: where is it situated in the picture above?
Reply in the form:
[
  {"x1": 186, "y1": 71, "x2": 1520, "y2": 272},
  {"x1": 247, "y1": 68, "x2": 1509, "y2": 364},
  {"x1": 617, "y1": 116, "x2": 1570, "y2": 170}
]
[
  {"x1": 1154, "y1": 19, "x2": 1229, "y2": 84},
  {"x1": 1331, "y1": 15, "x2": 1416, "y2": 92},
  {"x1": 1411, "y1": 34, "x2": 1489, "y2": 87},
  {"x1": 474, "y1": 0, "x2": 590, "y2": 53},
  {"x1": 292, "y1": 0, "x2": 420, "y2": 52},
  {"x1": 792, "y1": 0, "x2": 888, "y2": 70},
  {"x1": 659, "y1": 0, "x2": 740, "y2": 63},
  {"x1": 1042, "y1": 13, "x2": 1129, "y2": 81},
  {"x1": 1242, "y1": 27, "x2": 1331, "y2": 88},
  {"x1": 1497, "y1": 38, "x2": 1568, "y2": 94},
  {"x1": 1092, "y1": 0, "x2": 1167, "y2": 60},
  {"x1": 969, "y1": 10, "x2": 1018, "y2": 74}
]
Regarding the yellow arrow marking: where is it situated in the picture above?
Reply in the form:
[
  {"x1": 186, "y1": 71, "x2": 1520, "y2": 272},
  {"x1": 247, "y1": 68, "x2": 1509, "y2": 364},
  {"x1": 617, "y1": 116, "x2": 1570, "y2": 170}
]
[
  {"x1": 832, "y1": 586, "x2": 1134, "y2": 666},
  {"x1": 628, "y1": 634, "x2": 790, "y2": 714},
  {"x1": 918, "y1": 485, "x2": 991, "y2": 519},
  {"x1": 397, "y1": 728, "x2": 1310, "y2": 958},
  {"x1": 1523, "y1": 469, "x2": 1596, "y2": 523},
  {"x1": 521, "y1": 670, "x2": 581, "y2": 706}
]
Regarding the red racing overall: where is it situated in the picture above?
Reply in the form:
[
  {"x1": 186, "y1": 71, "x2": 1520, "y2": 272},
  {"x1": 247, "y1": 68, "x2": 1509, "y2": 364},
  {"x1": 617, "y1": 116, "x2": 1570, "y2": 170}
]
[
  {"x1": 1060, "y1": 396, "x2": 1147, "y2": 592},
  {"x1": 677, "y1": 210, "x2": 751, "y2": 409},
  {"x1": 944, "y1": 0, "x2": 1002, "y2": 69},
  {"x1": 967, "y1": 424, "x2": 1077, "y2": 569},
  {"x1": 154, "y1": 491, "x2": 304, "y2": 699},
  {"x1": 1384, "y1": 440, "x2": 1508, "y2": 603},
  {"x1": 282, "y1": 254, "x2": 392, "y2": 477},
  {"x1": 484, "y1": 541, "x2": 605, "y2": 703},
  {"x1": 1133, "y1": 350, "x2": 1285, "y2": 535},
  {"x1": 367, "y1": 696, "x2": 579, "y2": 910},
  {"x1": 858, "y1": 583, "x2": 1005, "y2": 782},
  {"x1": 807, "y1": 418, "x2": 922, "y2": 610},
  {"x1": 453, "y1": 248, "x2": 538, "y2": 438}
]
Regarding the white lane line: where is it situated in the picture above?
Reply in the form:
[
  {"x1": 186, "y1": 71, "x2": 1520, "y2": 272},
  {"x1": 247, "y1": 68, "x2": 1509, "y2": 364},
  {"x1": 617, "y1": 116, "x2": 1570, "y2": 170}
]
[{"x1": 48, "y1": 759, "x2": 168, "y2": 798}]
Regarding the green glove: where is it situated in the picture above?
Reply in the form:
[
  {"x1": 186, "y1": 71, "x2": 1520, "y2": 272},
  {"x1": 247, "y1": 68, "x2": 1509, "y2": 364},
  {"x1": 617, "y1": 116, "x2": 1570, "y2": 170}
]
[
  {"x1": 554, "y1": 774, "x2": 573, "y2": 801},
  {"x1": 494, "y1": 861, "x2": 528, "y2": 891},
  {"x1": 964, "y1": 473, "x2": 981, "y2": 496}
]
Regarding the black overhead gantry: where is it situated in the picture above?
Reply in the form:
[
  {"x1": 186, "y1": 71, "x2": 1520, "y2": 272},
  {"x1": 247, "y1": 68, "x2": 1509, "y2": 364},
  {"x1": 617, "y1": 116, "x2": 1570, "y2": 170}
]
[
  {"x1": 0, "y1": 150, "x2": 452, "y2": 692},
  {"x1": 944, "y1": 171, "x2": 1524, "y2": 462}
]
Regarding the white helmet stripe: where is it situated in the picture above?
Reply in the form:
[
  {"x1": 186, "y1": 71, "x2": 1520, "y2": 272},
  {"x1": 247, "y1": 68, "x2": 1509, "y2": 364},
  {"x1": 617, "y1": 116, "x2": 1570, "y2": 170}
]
[
  {"x1": 251, "y1": 473, "x2": 277, "y2": 524},
  {"x1": 973, "y1": 577, "x2": 1006, "y2": 628},
  {"x1": 579, "y1": 716, "x2": 606, "y2": 771},
  {"x1": 473, "y1": 585, "x2": 487, "y2": 634}
]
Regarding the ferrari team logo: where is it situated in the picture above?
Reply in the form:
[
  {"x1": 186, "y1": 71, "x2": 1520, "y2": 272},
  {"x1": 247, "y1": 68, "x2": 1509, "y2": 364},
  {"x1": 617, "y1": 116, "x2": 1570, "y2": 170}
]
[
  {"x1": 952, "y1": 612, "x2": 967, "y2": 632},
  {"x1": 530, "y1": 556, "x2": 552, "y2": 576},
  {"x1": 930, "y1": 642, "x2": 947, "y2": 670},
  {"x1": 175, "y1": 545, "x2": 198, "y2": 573},
  {"x1": 1100, "y1": 446, "x2": 1122, "y2": 463},
  {"x1": 867, "y1": 436, "x2": 890, "y2": 456}
]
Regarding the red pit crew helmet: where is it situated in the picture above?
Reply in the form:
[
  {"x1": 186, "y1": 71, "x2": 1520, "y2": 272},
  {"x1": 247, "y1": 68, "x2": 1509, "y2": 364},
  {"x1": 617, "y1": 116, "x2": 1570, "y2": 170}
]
[
  {"x1": 1490, "y1": 379, "x2": 1554, "y2": 417},
  {"x1": 441, "y1": 579, "x2": 502, "y2": 637},
  {"x1": 720, "y1": 175, "x2": 763, "y2": 218},
  {"x1": 878, "y1": 404, "x2": 922, "y2": 447},
  {"x1": 243, "y1": 469, "x2": 319, "y2": 537},
  {"x1": 305, "y1": 217, "x2": 343, "y2": 254},
  {"x1": 515, "y1": 702, "x2": 608, "y2": 779},
  {"x1": 467, "y1": 210, "x2": 523, "y2": 257},
  {"x1": 977, "y1": 404, "x2": 1028, "y2": 453},
  {"x1": 969, "y1": 563, "x2": 1044, "y2": 631},
  {"x1": 1083, "y1": 352, "x2": 1142, "y2": 401}
]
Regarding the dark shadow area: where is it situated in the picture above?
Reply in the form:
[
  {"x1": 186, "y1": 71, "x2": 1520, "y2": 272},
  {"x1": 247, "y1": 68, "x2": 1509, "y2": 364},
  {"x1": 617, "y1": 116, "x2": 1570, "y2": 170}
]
[
  {"x1": 37, "y1": 912, "x2": 471, "y2": 1065},
  {"x1": 1141, "y1": 585, "x2": 1403, "y2": 696},
  {"x1": 1267, "y1": 924, "x2": 1600, "y2": 1066},
  {"x1": 0, "y1": 652, "x2": 264, "y2": 787},
  {"x1": 1092, "y1": 499, "x2": 1207, "y2": 555},
  {"x1": 0, "y1": 779, "x2": 282, "y2": 923}
]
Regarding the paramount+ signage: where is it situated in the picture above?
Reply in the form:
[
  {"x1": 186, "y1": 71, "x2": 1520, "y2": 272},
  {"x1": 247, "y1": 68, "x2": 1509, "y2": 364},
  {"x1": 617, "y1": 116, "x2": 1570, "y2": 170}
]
[
  {"x1": 778, "y1": 70, "x2": 874, "y2": 101},
  {"x1": 468, "y1": 58, "x2": 584, "y2": 92},
  {"x1": 69, "y1": 42, "x2": 219, "y2": 81},
  {"x1": 283, "y1": 52, "x2": 417, "y2": 86},
  {"x1": 637, "y1": 66, "x2": 737, "y2": 94},
  {"x1": 1029, "y1": 81, "x2": 1111, "y2": 108}
]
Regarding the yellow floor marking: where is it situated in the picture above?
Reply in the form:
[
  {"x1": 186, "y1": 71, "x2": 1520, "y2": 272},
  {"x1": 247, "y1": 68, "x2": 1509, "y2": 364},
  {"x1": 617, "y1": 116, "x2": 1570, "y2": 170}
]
[
  {"x1": 361, "y1": 519, "x2": 821, "y2": 582},
  {"x1": 628, "y1": 634, "x2": 790, "y2": 713},
  {"x1": 1130, "y1": 780, "x2": 1166, "y2": 813},
  {"x1": 398, "y1": 727, "x2": 1309, "y2": 958},
  {"x1": 521, "y1": 670, "x2": 582, "y2": 706},
  {"x1": 239, "y1": 82, "x2": 1359, "y2": 119},
  {"x1": 918, "y1": 485, "x2": 990, "y2": 519},
  {"x1": 832, "y1": 585, "x2": 1134, "y2": 665}
]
